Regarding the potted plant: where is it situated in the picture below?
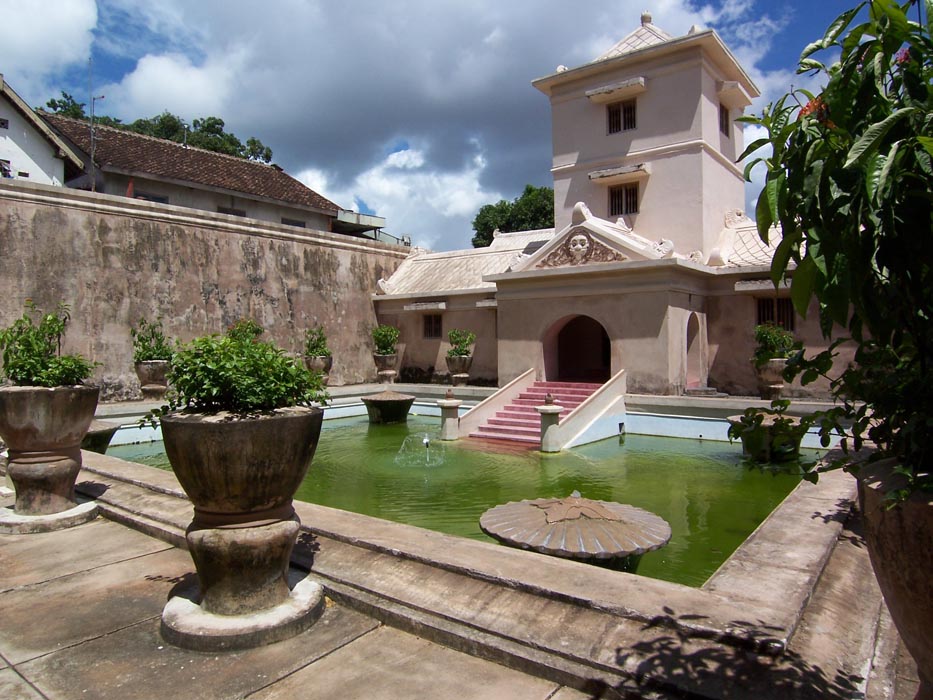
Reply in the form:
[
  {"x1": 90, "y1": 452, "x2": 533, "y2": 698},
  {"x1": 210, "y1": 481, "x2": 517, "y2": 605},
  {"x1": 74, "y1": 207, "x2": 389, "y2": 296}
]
[
  {"x1": 371, "y1": 324, "x2": 400, "y2": 372},
  {"x1": 752, "y1": 322, "x2": 799, "y2": 399},
  {"x1": 727, "y1": 400, "x2": 812, "y2": 463},
  {"x1": 153, "y1": 322, "x2": 328, "y2": 649},
  {"x1": 741, "y1": 1, "x2": 932, "y2": 689},
  {"x1": 302, "y1": 325, "x2": 332, "y2": 383},
  {"x1": 130, "y1": 316, "x2": 173, "y2": 399},
  {"x1": 445, "y1": 328, "x2": 476, "y2": 376},
  {"x1": 0, "y1": 301, "x2": 99, "y2": 523}
]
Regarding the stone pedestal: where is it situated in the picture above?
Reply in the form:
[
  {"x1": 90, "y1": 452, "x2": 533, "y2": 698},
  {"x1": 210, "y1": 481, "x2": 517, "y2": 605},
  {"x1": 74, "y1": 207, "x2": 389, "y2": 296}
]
[
  {"x1": 0, "y1": 500, "x2": 98, "y2": 534},
  {"x1": 377, "y1": 370, "x2": 397, "y2": 385},
  {"x1": 361, "y1": 390, "x2": 415, "y2": 424},
  {"x1": 437, "y1": 399, "x2": 462, "y2": 440},
  {"x1": 450, "y1": 373, "x2": 469, "y2": 387},
  {"x1": 161, "y1": 516, "x2": 324, "y2": 651},
  {"x1": 536, "y1": 404, "x2": 564, "y2": 453}
]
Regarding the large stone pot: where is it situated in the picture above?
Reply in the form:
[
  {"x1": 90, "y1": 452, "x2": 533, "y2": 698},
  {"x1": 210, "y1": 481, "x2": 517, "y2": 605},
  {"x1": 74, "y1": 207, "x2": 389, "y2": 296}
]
[
  {"x1": 373, "y1": 353, "x2": 397, "y2": 372},
  {"x1": 134, "y1": 360, "x2": 170, "y2": 399},
  {"x1": 0, "y1": 385, "x2": 99, "y2": 515},
  {"x1": 755, "y1": 358, "x2": 787, "y2": 400},
  {"x1": 159, "y1": 406, "x2": 325, "y2": 650},
  {"x1": 445, "y1": 355, "x2": 473, "y2": 375},
  {"x1": 858, "y1": 460, "x2": 933, "y2": 697},
  {"x1": 303, "y1": 355, "x2": 333, "y2": 385}
]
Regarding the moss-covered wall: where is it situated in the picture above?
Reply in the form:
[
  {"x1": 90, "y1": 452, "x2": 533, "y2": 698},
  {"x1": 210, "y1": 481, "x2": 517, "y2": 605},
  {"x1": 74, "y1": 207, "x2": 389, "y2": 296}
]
[{"x1": 0, "y1": 182, "x2": 407, "y2": 399}]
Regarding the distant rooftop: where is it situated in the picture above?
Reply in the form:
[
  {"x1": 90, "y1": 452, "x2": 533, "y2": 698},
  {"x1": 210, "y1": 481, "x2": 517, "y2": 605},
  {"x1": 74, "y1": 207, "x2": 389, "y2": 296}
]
[
  {"x1": 376, "y1": 228, "x2": 555, "y2": 296},
  {"x1": 41, "y1": 112, "x2": 340, "y2": 214}
]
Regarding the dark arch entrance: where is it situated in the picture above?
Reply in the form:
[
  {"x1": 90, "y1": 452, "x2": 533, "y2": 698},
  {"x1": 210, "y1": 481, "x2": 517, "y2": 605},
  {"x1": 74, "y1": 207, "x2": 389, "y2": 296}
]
[{"x1": 551, "y1": 316, "x2": 611, "y2": 383}]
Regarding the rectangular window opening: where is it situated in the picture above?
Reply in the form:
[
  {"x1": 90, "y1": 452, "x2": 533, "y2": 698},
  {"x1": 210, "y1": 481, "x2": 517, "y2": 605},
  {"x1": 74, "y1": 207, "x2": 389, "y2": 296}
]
[
  {"x1": 135, "y1": 192, "x2": 169, "y2": 204},
  {"x1": 719, "y1": 103, "x2": 731, "y2": 137},
  {"x1": 608, "y1": 99, "x2": 636, "y2": 134},
  {"x1": 423, "y1": 314, "x2": 442, "y2": 339},
  {"x1": 218, "y1": 206, "x2": 246, "y2": 217},
  {"x1": 757, "y1": 298, "x2": 796, "y2": 332},
  {"x1": 282, "y1": 217, "x2": 306, "y2": 228},
  {"x1": 609, "y1": 183, "x2": 639, "y2": 217},
  {"x1": 0, "y1": 118, "x2": 9, "y2": 129}
]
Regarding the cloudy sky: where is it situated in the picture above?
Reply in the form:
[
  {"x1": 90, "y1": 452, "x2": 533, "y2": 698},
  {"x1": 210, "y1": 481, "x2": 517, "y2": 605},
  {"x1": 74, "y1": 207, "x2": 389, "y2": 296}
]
[{"x1": 2, "y1": 0, "x2": 853, "y2": 250}]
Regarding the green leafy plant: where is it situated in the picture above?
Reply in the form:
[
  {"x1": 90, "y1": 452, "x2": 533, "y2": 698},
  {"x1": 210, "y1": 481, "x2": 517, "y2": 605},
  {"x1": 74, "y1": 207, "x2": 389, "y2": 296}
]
[
  {"x1": 372, "y1": 324, "x2": 400, "y2": 355},
  {"x1": 727, "y1": 400, "x2": 815, "y2": 464},
  {"x1": 753, "y1": 323, "x2": 801, "y2": 368},
  {"x1": 226, "y1": 317, "x2": 264, "y2": 343},
  {"x1": 130, "y1": 317, "x2": 173, "y2": 362},
  {"x1": 155, "y1": 325, "x2": 327, "y2": 416},
  {"x1": 446, "y1": 328, "x2": 476, "y2": 358},
  {"x1": 0, "y1": 301, "x2": 95, "y2": 387},
  {"x1": 739, "y1": 1, "x2": 933, "y2": 496},
  {"x1": 303, "y1": 326, "x2": 331, "y2": 357}
]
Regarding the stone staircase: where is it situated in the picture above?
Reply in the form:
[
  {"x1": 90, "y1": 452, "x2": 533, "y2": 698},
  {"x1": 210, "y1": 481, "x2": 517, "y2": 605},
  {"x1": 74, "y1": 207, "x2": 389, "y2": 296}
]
[{"x1": 469, "y1": 381, "x2": 603, "y2": 445}]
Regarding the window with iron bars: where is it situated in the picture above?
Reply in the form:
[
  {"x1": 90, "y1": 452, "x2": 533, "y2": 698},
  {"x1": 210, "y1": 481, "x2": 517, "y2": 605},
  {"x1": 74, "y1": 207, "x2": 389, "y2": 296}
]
[
  {"x1": 757, "y1": 298, "x2": 796, "y2": 332},
  {"x1": 609, "y1": 183, "x2": 639, "y2": 217},
  {"x1": 607, "y1": 99, "x2": 637, "y2": 134},
  {"x1": 423, "y1": 314, "x2": 442, "y2": 339}
]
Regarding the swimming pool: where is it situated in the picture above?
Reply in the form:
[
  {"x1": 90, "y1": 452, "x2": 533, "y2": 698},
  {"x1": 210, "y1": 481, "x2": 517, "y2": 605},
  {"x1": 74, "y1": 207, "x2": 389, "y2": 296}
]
[{"x1": 107, "y1": 413, "x2": 807, "y2": 587}]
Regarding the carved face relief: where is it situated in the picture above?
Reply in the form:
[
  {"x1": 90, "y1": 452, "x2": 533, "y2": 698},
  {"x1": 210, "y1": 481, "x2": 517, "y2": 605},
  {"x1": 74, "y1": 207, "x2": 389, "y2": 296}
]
[{"x1": 568, "y1": 234, "x2": 590, "y2": 262}]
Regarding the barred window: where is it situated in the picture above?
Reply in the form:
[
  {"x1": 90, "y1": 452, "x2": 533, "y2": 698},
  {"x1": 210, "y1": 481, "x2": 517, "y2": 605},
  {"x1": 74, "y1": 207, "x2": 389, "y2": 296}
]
[
  {"x1": 757, "y1": 298, "x2": 796, "y2": 332},
  {"x1": 423, "y1": 314, "x2": 442, "y2": 339},
  {"x1": 609, "y1": 183, "x2": 639, "y2": 217},
  {"x1": 608, "y1": 99, "x2": 636, "y2": 134}
]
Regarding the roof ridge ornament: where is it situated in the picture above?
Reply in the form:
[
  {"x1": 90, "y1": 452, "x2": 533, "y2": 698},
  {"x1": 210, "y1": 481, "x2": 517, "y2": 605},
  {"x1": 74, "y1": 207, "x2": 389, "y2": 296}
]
[
  {"x1": 641, "y1": 10, "x2": 652, "y2": 25},
  {"x1": 571, "y1": 201, "x2": 592, "y2": 225}
]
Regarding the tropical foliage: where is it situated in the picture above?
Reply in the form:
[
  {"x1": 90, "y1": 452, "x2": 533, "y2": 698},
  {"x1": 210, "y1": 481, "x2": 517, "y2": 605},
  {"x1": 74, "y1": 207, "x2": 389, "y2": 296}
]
[
  {"x1": 0, "y1": 301, "x2": 95, "y2": 387},
  {"x1": 740, "y1": 0, "x2": 933, "y2": 496}
]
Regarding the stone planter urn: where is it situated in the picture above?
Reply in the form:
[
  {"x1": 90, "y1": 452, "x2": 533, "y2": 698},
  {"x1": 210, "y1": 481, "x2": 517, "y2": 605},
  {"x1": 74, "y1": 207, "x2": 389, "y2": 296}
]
[
  {"x1": 755, "y1": 358, "x2": 787, "y2": 400},
  {"x1": 373, "y1": 353, "x2": 397, "y2": 372},
  {"x1": 727, "y1": 414, "x2": 804, "y2": 463},
  {"x1": 135, "y1": 360, "x2": 170, "y2": 399},
  {"x1": 0, "y1": 385, "x2": 100, "y2": 532},
  {"x1": 445, "y1": 355, "x2": 472, "y2": 375},
  {"x1": 303, "y1": 355, "x2": 333, "y2": 385},
  {"x1": 858, "y1": 460, "x2": 933, "y2": 697},
  {"x1": 159, "y1": 406, "x2": 326, "y2": 650}
]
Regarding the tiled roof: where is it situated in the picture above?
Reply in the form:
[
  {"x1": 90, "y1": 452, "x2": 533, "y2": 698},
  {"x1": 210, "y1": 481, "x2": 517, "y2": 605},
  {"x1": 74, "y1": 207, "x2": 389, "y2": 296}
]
[
  {"x1": 41, "y1": 113, "x2": 340, "y2": 213},
  {"x1": 382, "y1": 229, "x2": 555, "y2": 295},
  {"x1": 597, "y1": 21, "x2": 674, "y2": 61}
]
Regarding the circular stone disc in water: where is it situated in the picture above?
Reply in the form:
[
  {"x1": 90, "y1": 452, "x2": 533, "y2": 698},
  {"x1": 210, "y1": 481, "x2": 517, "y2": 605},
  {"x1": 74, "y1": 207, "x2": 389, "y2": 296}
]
[{"x1": 479, "y1": 494, "x2": 671, "y2": 561}]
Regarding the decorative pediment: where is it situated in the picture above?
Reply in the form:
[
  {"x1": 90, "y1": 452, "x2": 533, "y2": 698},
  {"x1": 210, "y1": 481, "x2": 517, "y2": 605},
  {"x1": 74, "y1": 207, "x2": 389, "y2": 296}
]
[{"x1": 535, "y1": 228, "x2": 628, "y2": 269}]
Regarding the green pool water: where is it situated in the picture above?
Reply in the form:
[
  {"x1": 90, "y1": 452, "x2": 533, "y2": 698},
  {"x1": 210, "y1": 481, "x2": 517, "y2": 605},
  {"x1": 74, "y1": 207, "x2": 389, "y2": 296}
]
[{"x1": 107, "y1": 414, "x2": 804, "y2": 587}]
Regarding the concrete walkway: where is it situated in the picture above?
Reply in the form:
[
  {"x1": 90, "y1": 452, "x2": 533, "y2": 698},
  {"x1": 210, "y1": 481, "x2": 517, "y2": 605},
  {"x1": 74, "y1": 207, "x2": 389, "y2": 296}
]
[{"x1": 0, "y1": 517, "x2": 586, "y2": 700}]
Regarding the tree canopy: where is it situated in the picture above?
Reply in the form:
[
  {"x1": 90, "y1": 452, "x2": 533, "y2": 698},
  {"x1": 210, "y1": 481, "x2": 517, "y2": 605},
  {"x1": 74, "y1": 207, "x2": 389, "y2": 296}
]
[
  {"x1": 42, "y1": 93, "x2": 273, "y2": 163},
  {"x1": 471, "y1": 184, "x2": 554, "y2": 248}
]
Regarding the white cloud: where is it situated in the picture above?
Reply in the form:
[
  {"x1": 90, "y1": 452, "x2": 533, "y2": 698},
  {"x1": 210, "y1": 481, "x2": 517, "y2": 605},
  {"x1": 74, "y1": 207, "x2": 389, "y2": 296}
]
[
  {"x1": 297, "y1": 141, "x2": 502, "y2": 250},
  {"x1": 0, "y1": 0, "x2": 97, "y2": 102},
  {"x1": 98, "y1": 51, "x2": 246, "y2": 121}
]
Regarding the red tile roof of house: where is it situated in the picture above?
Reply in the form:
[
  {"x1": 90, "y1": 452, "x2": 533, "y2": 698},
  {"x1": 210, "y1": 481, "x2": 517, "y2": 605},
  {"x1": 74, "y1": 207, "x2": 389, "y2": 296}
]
[{"x1": 41, "y1": 112, "x2": 340, "y2": 213}]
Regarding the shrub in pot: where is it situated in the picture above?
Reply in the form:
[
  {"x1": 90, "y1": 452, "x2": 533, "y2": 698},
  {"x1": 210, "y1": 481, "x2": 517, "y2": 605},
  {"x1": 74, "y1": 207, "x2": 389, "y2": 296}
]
[
  {"x1": 130, "y1": 316, "x2": 173, "y2": 398},
  {"x1": 302, "y1": 325, "x2": 332, "y2": 382},
  {"x1": 153, "y1": 322, "x2": 328, "y2": 649},
  {"x1": 371, "y1": 324, "x2": 399, "y2": 372},
  {"x1": 445, "y1": 328, "x2": 476, "y2": 376},
  {"x1": 741, "y1": 2, "x2": 933, "y2": 690},
  {"x1": 727, "y1": 400, "x2": 812, "y2": 463},
  {"x1": 752, "y1": 323, "x2": 800, "y2": 399},
  {"x1": 0, "y1": 301, "x2": 99, "y2": 520}
]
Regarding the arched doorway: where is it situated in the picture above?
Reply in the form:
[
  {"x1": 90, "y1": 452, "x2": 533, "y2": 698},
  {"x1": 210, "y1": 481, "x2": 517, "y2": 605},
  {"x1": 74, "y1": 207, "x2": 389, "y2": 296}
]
[
  {"x1": 685, "y1": 312, "x2": 702, "y2": 389},
  {"x1": 544, "y1": 315, "x2": 610, "y2": 383}
]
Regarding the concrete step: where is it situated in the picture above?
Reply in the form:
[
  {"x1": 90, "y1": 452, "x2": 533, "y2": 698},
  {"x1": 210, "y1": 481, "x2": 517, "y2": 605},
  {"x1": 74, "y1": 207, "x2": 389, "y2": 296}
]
[
  {"x1": 489, "y1": 416, "x2": 539, "y2": 428},
  {"x1": 468, "y1": 431, "x2": 540, "y2": 444},
  {"x1": 532, "y1": 381, "x2": 603, "y2": 391},
  {"x1": 476, "y1": 424, "x2": 541, "y2": 438}
]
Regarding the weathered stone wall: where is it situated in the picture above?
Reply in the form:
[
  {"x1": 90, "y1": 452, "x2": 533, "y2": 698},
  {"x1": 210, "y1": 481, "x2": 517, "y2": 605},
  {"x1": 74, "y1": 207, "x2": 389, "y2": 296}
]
[{"x1": 0, "y1": 182, "x2": 408, "y2": 399}]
